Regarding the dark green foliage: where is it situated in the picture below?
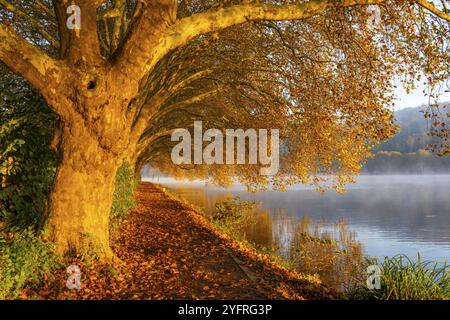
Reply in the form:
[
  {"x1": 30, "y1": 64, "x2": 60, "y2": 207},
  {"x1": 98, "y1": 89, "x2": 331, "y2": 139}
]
[
  {"x1": 0, "y1": 228, "x2": 59, "y2": 299},
  {"x1": 111, "y1": 162, "x2": 138, "y2": 219},
  {"x1": 0, "y1": 67, "x2": 58, "y2": 227},
  {"x1": 0, "y1": 68, "x2": 60, "y2": 299}
]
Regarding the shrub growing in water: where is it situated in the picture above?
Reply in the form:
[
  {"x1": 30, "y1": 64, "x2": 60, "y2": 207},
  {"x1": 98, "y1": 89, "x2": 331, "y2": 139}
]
[
  {"x1": 288, "y1": 217, "x2": 367, "y2": 292},
  {"x1": 212, "y1": 197, "x2": 256, "y2": 233}
]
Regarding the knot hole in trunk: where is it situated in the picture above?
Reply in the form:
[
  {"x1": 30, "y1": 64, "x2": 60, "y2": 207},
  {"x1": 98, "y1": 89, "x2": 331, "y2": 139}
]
[{"x1": 87, "y1": 80, "x2": 96, "y2": 90}]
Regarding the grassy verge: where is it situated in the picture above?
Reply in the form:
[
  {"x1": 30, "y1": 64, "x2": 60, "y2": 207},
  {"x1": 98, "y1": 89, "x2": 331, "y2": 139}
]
[
  {"x1": 159, "y1": 186, "x2": 335, "y2": 299},
  {"x1": 209, "y1": 197, "x2": 363, "y2": 290}
]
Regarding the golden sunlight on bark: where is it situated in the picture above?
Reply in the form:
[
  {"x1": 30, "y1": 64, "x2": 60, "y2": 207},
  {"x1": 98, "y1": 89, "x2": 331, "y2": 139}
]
[
  {"x1": 1, "y1": 0, "x2": 449, "y2": 257},
  {"x1": 44, "y1": 121, "x2": 120, "y2": 257}
]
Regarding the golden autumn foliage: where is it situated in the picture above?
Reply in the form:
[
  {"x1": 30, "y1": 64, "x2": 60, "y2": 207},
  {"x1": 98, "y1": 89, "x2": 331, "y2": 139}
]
[{"x1": 0, "y1": 0, "x2": 449, "y2": 256}]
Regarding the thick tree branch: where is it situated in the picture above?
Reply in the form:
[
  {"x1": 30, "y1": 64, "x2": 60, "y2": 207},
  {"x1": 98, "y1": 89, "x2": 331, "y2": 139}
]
[
  {"x1": 0, "y1": 24, "x2": 62, "y2": 91},
  {"x1": 52, "y1": 0, "x2": 103, "y2": 65},
  {"x1": 168, "y1": 69, "x2": 213, "y2": 95},
  {"x1": 116, "y1": 0, "x2": 387, "y2": 85},
  {"x1": 130, "y1": 68, "x2": 212, "y2": 137},
  {"x1": 136, "y1": 128, "x2": 173, "y2": 156},
  {"x1": 414, "y1": 0, "x2": 450, "y2": 21},
  {"x1": 52, "y1": 0, "x2": 70, "y2": 58},
  {"x1": 112, "y1": 0, "x2": 127, "y2": 50},
  {"x1": 112, "y1": 0, "x2": 177, "y2": 80},
  {"x1": 0, "y1": 24, "x2": 68, "y2": 115},
  {"x1": 153, "y1": 87, "x2": 223, "y2": 124},
  {"x1": 0, "y1": 0, "x2": 58, "y2": 47}
]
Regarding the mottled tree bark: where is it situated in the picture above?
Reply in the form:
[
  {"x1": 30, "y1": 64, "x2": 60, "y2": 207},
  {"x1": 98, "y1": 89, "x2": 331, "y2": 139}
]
[{"x1": 45, "y1": 119, "x2": 120, "y2": 257}]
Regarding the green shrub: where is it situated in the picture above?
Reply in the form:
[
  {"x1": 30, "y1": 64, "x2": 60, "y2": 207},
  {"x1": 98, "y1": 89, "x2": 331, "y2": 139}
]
[
  {"x1": 348, "y1": 254, "x2": 450, "y2": 300},
  {"x1": 212, "y1": 197, "x2": 256, "y2": 233},
  {"x1": 0, "y1": 68, "x2": 57, "y2": 227},
  {"x1": 0, "y1": 228, "x2": 59, "y2": 299},
  {"x1": 110, "y1": 162, "x2": 138, "y2": 219}
]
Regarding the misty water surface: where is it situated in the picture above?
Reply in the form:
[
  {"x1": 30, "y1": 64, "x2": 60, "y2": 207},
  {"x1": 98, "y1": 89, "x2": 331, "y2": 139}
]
[{"x1": 145, "y1": 175, "x2": 450, "y2": 264}]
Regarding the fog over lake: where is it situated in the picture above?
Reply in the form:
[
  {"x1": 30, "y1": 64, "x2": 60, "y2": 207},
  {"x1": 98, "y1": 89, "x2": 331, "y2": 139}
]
[{"x1": 145, "y1": 175, "x2": 450, "y2": 264}]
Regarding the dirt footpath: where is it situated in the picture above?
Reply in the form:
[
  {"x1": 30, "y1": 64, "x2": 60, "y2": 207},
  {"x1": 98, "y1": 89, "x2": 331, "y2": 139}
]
[{"x1": 34, "y1": 182, "x2": 335, "y2": 300}]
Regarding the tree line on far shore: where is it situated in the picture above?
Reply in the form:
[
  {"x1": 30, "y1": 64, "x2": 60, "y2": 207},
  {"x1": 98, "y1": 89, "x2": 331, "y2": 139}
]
[{"x1": 362, "y1": 106, "x2": 450, "y2": 174}]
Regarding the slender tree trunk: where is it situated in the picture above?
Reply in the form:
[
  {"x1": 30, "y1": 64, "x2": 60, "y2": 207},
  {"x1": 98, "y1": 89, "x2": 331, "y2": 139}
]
[{"x1": 44, "y1": 121, "x2": 120, "y2": 258}]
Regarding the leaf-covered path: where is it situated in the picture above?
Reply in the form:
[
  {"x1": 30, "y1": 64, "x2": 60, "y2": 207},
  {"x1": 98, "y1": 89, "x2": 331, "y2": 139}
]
[{"x1": 36, "y1": 183, "x2": 335, "y2": 300}]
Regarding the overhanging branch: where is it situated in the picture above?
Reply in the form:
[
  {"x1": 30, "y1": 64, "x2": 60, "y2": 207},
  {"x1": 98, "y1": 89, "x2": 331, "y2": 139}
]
[
  {"x1": 142, "y1": 0, "x2": 386, "y2": 75},
  {"x1": 0, "y1": 0, "x2": 58, "y2": 47},
  {"x1": 115, "y1": 0, "x2": 387, "y2": 91},
  {"x1": 0, "y1": 23, "x2": 68, "y2": 115},
  {"x1": 414, "y1": 0, "x2": 450, "y2": 21}
]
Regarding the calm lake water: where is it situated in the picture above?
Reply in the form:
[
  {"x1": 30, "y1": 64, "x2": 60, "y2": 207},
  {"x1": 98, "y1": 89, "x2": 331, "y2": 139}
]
[{"x1": 145, "y1": 175, "x2": 450, "y2": 264}]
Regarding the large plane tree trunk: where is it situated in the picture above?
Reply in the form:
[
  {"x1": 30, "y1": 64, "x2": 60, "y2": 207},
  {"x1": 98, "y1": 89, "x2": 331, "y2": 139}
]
[{"x1": 44, "y1": 119, "x2": 121, "y2": 258}]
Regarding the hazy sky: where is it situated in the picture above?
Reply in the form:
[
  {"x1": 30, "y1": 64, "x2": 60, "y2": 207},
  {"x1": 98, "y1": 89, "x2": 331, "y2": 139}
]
[{"x1": 394, "y1": 82, "x2": 450, "y2": 110}]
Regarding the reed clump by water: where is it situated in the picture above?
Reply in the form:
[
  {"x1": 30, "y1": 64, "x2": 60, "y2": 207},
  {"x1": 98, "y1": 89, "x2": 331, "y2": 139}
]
[{"x1": 347, "y1": 254, "x2": 450, "y2": 300}]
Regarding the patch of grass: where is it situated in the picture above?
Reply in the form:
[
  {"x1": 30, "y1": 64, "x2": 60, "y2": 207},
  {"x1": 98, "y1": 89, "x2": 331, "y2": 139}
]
[
  {"x1": 111, "y1": 162, "x2": 138, "y2": 219},
  {"x1": 348, "y1": 254, "x2": 450, "y2": 300},
  {"x1": 0, "y1": 227, "x2": 60, "y2": 299}
]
